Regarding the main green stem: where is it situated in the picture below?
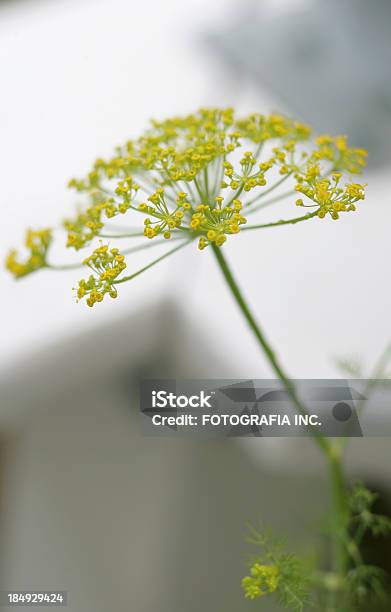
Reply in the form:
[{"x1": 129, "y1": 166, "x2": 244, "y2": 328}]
[
  {"x1": 212, "y1": 245, "x2": 349, "y2": 602},
  {"x1": 212, "y1": 245, "x2": 328, "y2": 453}
]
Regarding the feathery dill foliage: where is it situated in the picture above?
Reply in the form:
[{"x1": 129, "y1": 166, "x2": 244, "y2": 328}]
[
  {"x1": 5, "y1": 108, "x2": 367, "y2": 306},
  {"x1": 242, "y1": 482, "x2": 391, "y2": 611},
  {"x1": 344, "y1": 482, "x2": 391, "y2": 608},
  {"x1": 349, "y1": 482, "x2": 391, "y2": 539},
  {"x1": 242, "y1": 527, "x2": 311, "y2": 611}
]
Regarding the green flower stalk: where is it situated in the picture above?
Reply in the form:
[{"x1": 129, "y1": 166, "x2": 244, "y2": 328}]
[{"x1": 6, "y1": 107, "x2": 381, "y2": 610}]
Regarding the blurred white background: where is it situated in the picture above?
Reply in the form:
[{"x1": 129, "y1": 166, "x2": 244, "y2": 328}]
[{"x1": 1, "y1": 0, "x2": 390, "y2": 379}]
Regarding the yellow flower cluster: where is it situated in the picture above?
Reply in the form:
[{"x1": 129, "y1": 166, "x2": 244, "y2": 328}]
[
  {"x1": 66, "y1": 177, "x2": 139, "y2": 249},
  {"x1": 295, "y1": 168, "x2": 366, "y2": 219},
  {"x1": 138, "y1": 189, "x2": 189, "y2": 239},
  {"x1": 190, "y1": 197, "x2": 247, "y2": 249},
  {"x1": 242, "y1": 563, "x2": 280, "y2": 600},
  {"x1": 68, "y1": 109, "x2": 311, "y2": 196},
  {"x1": 222, "y1": 153, "x2": 268, "y2": 193},
  {"x1": 313, "y1": 135, "x2": 367, "y2": 174},
  {"x1": 236, "y1": 113, "x2": 311, "y2": 143},
  {"x1": 5, "y1": 108, "x2": 368, "y2": 306},
  {"x1": 5, "y1": 229, "x2": 52, "y2": 278},
  {"x1": 60, "y1": 108, "x2": 367, "y2": 256},
  {"x1": 76, "y1": 244, "x2": 126, "y2": 307},
  {"x1": 80, "y1": 108, "x2": 239, "y2": 186}
]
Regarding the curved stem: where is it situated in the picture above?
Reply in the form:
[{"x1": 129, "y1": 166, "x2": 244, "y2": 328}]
[
  {"x1": 327, "y1": 450, "x2": 349, "y2": 610},
  {"x1": 122, "y1": 236, "x2": 185, "y2": 256},
  {"x1": 194, "y1": 177, "x2": 206, "y2": 202},
  {"x1": 225, "y1": 184, "x2": 244, "y2": 208},
  {"x1": 329, "y1": 450, "x2": 349, "y2": 570},
  {"x1": 211, "y1": 245, "x2": 329, "y2": 454},
  {"x1": 212, "y1": 245, "x2": 350, "y2": 609},
  {"x1": 46, "y1": 236, "x2": 187, "y2": 271},
  {"x1": 242, "y1": 210, "x2": 319, "y2": 232},
  {"x1": 46, "y1": 262, "x2": 82, "y2": 271},
  {"x1": 369, "y1": 339, "x2": 391, "y2": 381},
  {"x1": 113, "y1": 239, "x2": 192, "y2": 285},
  {"x1": 245, "y1": 190, "x2": 295, "y2": 214}
]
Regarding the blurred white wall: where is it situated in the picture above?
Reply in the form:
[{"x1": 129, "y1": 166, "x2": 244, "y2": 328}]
[{"x1": 0, "y1": 302, "x2": 332, "y2": 612}]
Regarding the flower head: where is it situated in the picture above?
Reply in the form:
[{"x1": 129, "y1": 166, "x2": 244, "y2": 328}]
[
  {"x1": 5, "y1": 229, "x2": 52, "y2": 278},
  {"x1": 242, "y1": 563, "x2": 280, "y2": 599},
  {"x1": 5, "y1": 108, "x2": 368, "y2": 304},
  {"x1": 76, "y1": 244, "x2": 126, "y2": 307}
]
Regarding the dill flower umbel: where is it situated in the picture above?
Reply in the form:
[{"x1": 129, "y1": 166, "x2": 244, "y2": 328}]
[
  {"x1": 76, "y1": 244, "x2": 126, "y2": 307},
  {"x1": 5, "y1": 108, "x2": 368, "y2": 305},
  {"x1": 5, "y1": 229, "x2": 52, "y2": 278},
  {"x1": 242, "y1": 563, "x2": 280, "y2": 599}
]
